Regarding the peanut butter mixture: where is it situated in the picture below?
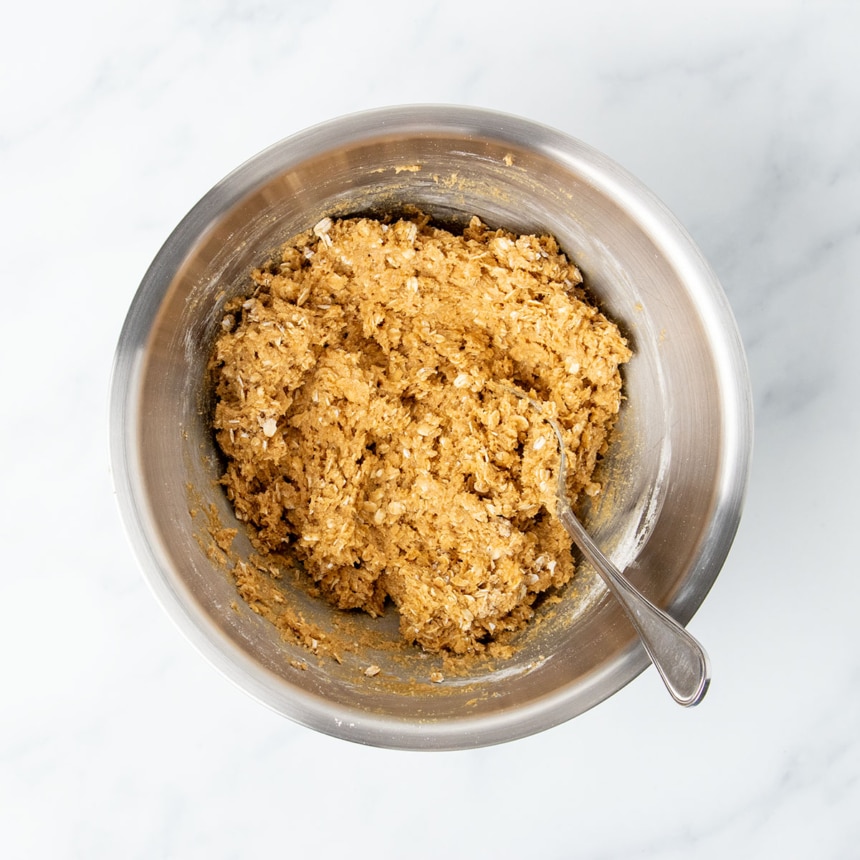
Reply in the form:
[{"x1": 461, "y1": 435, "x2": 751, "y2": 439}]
[{"x1": 210, "y1": 214, "x2": 631, "y2": 655}]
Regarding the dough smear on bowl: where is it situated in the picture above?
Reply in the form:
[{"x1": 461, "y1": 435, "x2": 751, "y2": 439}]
[{"x1": 210, "y1": 214, "x2": 631, "y2": 655}]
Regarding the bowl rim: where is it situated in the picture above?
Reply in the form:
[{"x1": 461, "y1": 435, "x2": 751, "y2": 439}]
[{"x1": 110, "y1": 104, "x2": 754, "y2": 749}]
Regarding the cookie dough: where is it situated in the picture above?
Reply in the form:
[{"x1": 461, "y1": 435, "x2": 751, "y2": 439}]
[{"x1": 210, "y1": 214, "x2": 631, "y2": 655}]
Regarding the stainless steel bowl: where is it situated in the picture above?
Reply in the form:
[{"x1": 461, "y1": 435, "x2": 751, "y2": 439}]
[{"x1": 110, "y1": 105, "x2": 752, "y2": 749}]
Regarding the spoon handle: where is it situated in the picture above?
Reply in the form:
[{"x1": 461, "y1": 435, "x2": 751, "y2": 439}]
[
  {"x1": 556, "y1": 500, "x2": 711, "y2": 707},
  {"x1": 498, "y1": 382, "x2": 711, "y2": 706}
]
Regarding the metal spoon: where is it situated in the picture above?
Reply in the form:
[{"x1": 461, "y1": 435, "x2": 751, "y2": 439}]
[{"x1": 511, "y1": 388, "x2": 711, "y2": 706}]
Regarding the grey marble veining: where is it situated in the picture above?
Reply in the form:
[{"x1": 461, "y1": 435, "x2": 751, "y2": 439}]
[{"x1": 1, "y1": 0, "x2": 858, "y2": 857}]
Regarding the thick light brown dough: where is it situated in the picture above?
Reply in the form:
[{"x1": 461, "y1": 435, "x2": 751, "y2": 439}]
[{"x1": 210, "y1": 214, "x2": 631, "y2": 655}]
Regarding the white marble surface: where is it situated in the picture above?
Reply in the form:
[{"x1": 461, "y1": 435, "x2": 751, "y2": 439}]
[{"x1": 2, "y1": 0, "x2": 859, "y2": 856}]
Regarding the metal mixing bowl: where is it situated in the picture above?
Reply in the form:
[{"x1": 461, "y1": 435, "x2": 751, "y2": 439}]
[{"x1": 110, "y1": 105, "x2": 752, "y2": 749}]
